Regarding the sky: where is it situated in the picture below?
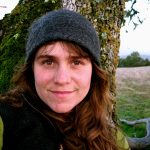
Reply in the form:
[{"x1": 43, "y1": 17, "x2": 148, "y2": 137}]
[
  {"x1": 0, "y1": 0, "x2": 150, "y2": 56},
  {"x1": 120, "y1": 0, "x2": 150, "y2": 56},
  {"x1": 0, "y1": 0, "x2": 18, "y2": 18}
]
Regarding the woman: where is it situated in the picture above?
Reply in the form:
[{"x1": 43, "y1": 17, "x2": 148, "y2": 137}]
[{"x1": 0, "y1": 9, "x2": 129, "y2": 150}]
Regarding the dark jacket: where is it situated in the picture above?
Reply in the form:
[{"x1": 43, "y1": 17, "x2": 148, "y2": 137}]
[{"x1": 0, "y1": 93, "x2": 62, "y2": 150}]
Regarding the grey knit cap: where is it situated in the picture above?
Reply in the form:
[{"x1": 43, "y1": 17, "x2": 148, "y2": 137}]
[{"x1": 26, "y1": 9, "x2": 101, "y2": 65}]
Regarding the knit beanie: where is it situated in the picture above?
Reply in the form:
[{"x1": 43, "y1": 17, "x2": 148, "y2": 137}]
[{"x1": 25, "y1": 9, "x2": 101, "y2": 65}]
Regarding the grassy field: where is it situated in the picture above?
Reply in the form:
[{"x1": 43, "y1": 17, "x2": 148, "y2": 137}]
[{"x1": 116, "y1": 66, "x2": 150, "y2": 141}]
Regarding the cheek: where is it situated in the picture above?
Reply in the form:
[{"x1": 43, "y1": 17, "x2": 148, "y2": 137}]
[
  {"x1": 33, "y1": 67, "x2": 50, "y2": 87},
  {"x1": 82, "y1": 75, "x2": 92, "y2": 89},
  {"x1": 34, "y1": 68, "x2": 41, "y2": 83},
  {"x1": 77, "y1": 69, "x2": 92, "y2": 89}
]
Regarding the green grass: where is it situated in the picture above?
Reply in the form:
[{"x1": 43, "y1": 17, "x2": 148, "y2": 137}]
[
  {"x1": 116, "y1": 95, "x2": 150, "y2": 120},
  {"x1": 120, "y1": 123, "x2": 146, "y2": 138},
  {"x1": 116, "y1": 94, "x2": 150, "y2": 138},
  {"x1": 116, "y1": 67, "x2": 150, "y2": 149}
]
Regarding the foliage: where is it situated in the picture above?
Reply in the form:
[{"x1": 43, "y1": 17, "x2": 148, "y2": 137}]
[
  {"x1": 123, "y1": 0, "x2": 150, "y2": 29},
  {"x1": 123, "y1": 0, "x2": 140, "y2": 28},
  {"x1": 118, "y1": 51, "x2": 150, "y2": 67}
]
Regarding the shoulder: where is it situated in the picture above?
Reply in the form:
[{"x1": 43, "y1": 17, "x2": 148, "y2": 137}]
[
  {"x1": 0, "y1": 94, "x2": 60, "y2": 150},
  {"x1": 116, "y1": 129, "x2": 131, "y2": 150},
  {"x1": 0, "y1": 90, "x2": 31, "y2": 136},
  {"x1": 0, "y1": 100, "x2": 24, "y2": 137},
  {"x1": 0, "y1": 116, "x2": 4, "y2": 150},
  {"x1": 0, "y1": 90, "x2": 23, "y2": 124}
]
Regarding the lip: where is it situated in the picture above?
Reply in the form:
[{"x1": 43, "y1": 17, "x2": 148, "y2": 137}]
[
  {"x1": 51, "y1": 91, "x2": 75, "y2": 94},
  {"x1": 49, "y1": 90, "x2": 76, "y2": 98}
]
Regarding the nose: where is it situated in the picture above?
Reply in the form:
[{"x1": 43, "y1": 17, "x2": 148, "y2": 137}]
[{"x1": 54, "y1": 64, "x2": 71, "y2": 85}]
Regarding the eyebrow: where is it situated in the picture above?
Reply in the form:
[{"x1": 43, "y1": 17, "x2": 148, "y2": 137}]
[
  {"x1": 36, "y1": 54, "x2": 89, "y2": 60},
  {"x1": 35, "y1": 55, "x2": 55, "y2": 61}
]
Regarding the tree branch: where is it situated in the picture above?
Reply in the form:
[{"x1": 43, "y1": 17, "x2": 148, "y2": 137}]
[{"x1": 120, "y1": 118, "x2": 150, "y2": 149}]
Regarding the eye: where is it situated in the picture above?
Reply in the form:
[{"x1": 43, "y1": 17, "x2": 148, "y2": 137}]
[
  {"x1": 72, "y1": 59, "x2": 81, "y2": 65},
  {"x1": 42, "y1": 59, "x2": 53, "y2": 65}
]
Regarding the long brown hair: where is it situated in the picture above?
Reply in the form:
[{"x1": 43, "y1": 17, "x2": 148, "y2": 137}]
[{"x1": 3, "y1": 41, "x2": 119, "y2": 149}]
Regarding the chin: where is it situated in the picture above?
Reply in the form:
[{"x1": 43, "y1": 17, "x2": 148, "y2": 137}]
[
  {"x1": 54, "y1": 109, "x2": 72, "y2": 114},
  {"x1": 52, "y1": 106, "x2": 73, "y2": 114}
]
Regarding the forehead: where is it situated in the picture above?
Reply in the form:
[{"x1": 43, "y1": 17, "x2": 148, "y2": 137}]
[{"x1": 35, "y1": 41, "x2": 89, "y2": 57}]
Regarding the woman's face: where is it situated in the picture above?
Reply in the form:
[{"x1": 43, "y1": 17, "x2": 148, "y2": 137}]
[{"x1": 33, "y1": 41, "x2": 92, "y2": 113}]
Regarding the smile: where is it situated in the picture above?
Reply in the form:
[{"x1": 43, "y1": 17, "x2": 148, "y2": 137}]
[
  {"x1": 50, "y1": 91, "x2": 75, "y2": 94},
  {"x1": 49, "y1": 90, "x2": 77, "y2": 98}
]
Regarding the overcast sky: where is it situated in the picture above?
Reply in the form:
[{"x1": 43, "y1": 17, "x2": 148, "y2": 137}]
[
  {"x1": 0, "y1": 0, "x2": 150, "y2": 56},
  {"x1": 0, "y1": 0, "x2": 18, "y2": 19},
  {"x1": 120, "y1": 0, "x2": 150, "y2": 56}
]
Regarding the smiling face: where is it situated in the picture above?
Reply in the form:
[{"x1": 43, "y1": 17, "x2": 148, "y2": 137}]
[{"x1": 33, "y1": 41, "x2": 92, "y2": 113}]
